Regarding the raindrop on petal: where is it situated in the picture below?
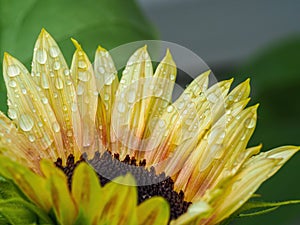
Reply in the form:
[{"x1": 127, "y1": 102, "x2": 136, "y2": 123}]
[
  {"x1": 19, "y1": 114, "x2": 34, "y2": 132},
  {"x1": 244, "y1": 117, "x2": 256, "y2": 129},
  {"x1": 7, "y1": 65, "x2": 20, "y2": 77},
  {"x1": 49, "y1": 46, "x2": 60, "y2": 58},
  {"x1": 36, "y1": 49, "x2": 47, "y2": 64},
  {"x1": 55, "y1": 77, "x2": 64, "y2": 90},
  {"x1": 117, "y1": 102, "x2": 126, "y2": 113},
  {"x1": 78, "y1": 71, "x2": 89, "y2": 81},
  {"x1": 8, "y1": 80, "x2": 17, "y2": 88},
  {"x1": 52, "y1": 122, "x2": 60, "y2": 132}
]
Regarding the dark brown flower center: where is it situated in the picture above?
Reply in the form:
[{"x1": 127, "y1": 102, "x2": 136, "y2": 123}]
[{"x1": 54, "y1": 151, "x2": 191, "y2": 222}]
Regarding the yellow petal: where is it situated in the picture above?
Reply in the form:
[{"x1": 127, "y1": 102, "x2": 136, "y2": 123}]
[
  {"x1": 0, "y1": 157, "x2": 51, "y2": 211},
  {"x1": 98, "y1": 174, "x2": 138, "y2": 225},
  {"x1": 0, "y1": 112, "x2": 41, "y2": 171},
  {"x1": 94, "y1": 45, "x2": 119, "y2": 149},
  {"x1": 3, "y1": 52, "x2": 64, "y2": 161},
  {"x1": 40, "y1": 160, "x2": 78, "y2": 225},
  {"x1": 209, "y1": 145, "x2": 300, "y2": 224},
  {"x1": 144, "y1": 71, "x2": 210, "y2": 166},
  {"x1": 174, "y1": 104, "x2": 258, "y2": 201},
  {"x1": 111, "y1": 46, "x2": 153, "y2": 158},
  {"x1": 182, "y1": 70, "x2": 210, "y2": 97},
  {"x1": 137, "y1": 49, "x2": 177, "y2": 158},
  {"x1": 137, "y1": 197, "x2": 170, "y2": 225},
  {"x1": 71, "y1": 39, "x2": 98, "y2": 155},
  {"x1": 170, "y1": 201, "x2": 212, "y2": 225},
  {"x1": 225, "y1": 78, "x2": 250, "y2": 109},
  {"x1": 72, "y1": 163, "x2": 102, "y2": 225},
  {"x1": 31, "y1": 29, "x2": 82, "y2": 159}
]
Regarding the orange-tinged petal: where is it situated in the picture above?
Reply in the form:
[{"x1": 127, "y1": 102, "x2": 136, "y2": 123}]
[
  {"x1": 0, "y1": 112, "x2": 40, "y2": 171},
  {"x1": 174, "y1": 104, "x2": 258, "y2": 201},
  {"x1": 208, "y1": 146, "x2": 299, "y2": 224},
  {"x1": 111, "y1": 46, "x2": 153, "y2": 158},
  {"x1": 144, "y1": 71, "x2": 210, "y2": 166},
  {"x1": 94, "y1": 45, "x2": 119, "y2": 149},
  {"x1": 31, "y1": 29, "x2": 82, "y2": 159},
  {"x1": 71, "y1": 39, "x2": 98, "y2": 155},
  {"x1": 3, "y1": 52, "x2": 64, "y2": 161}
]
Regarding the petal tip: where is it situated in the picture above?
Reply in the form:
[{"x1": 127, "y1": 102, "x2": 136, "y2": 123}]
[
  {"x1": 97, "y1": 44, "x2": 107, "y2": 52},
  {"x1": 71, "y1": 38, "x2": 82, "y2": 50}
]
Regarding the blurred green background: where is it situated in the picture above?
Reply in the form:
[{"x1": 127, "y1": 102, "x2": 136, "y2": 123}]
[{"x1": 0, "y1": 0, "x2": 299, "y2": 224}]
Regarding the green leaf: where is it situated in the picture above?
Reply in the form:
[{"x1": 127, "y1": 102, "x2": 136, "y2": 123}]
[
  {"x1": 0, "y1": 176, "x2": 27, "y2": 200},
  {"x1": 0, "y1": 176, "x2": 53, "y2": 224},
  {"x1": 0, "y1": 0, "x2": 158, "y2": 112},
  {"x1": 0, "y1": 198, "x2": 53, "y2": 224}
]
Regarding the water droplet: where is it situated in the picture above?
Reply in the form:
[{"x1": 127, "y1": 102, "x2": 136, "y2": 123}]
[
  {"x1": 64, "y1": 69, "x2": 70, "y2": 76},
  {"x1": 78, "y1": 60, "x2": 87, "y2": 69},
  {"x1": 53, "y1": 61, "x2": 60, "y2": 70},
  {"x1": 41, "y1": 73, "x2": 49, "y2": 89},
  {"x1": 8, "y1": 80, "x2": 17, "y2": 88},
  {"x1": 21, "y1": 88, "x2": 27, "y2": 94},
  {"x1": 98, "y1": 66, "x2": 105, "y2": 74},
  {"x1": 170, "y1": 74, "x2": 176, "y2": 81},
  {"x1": 240, "y1": 134, "x2": 246, "y2": 141},
  {"x1": 49, "y1": 46, "x2": 60, "y2": 58},
  {"x1": 52, "y1": 122, "x2": 60, "y2": 132},
  {"x1": 42, "y1": 134, "x2": 52, "y2": 148},
  {"x1": 177, "y1": 102, "x2": 185, "y2": 110},
  {"x1": 127, "y1": 90, "x2": 136, "y2": 103},
  {"x1": 105, "y1": 75, "x2": 115, "y2": 85},
  {"x1": 167, "y1": 105, "x2": 173, "y2": 113},
  {"x1": 207, "y1": 93, "x2": 218, "y2": 103},
  {"x1": 36, "y1": 49, "x2": 47, "y2": 64},
  {"x1": 38, "y1": 121, "x2": 43, "y2": 127},
  {"x1": 7, "y1": 65, "x2": 20, "y2": 77},
  {"x1": 244, "y1": 117, "x2": 256, "y2": 129},
  {"x1": 19, "y1": 114, "x2": 34, "y2": 132},
  {"x1": 78, "y1": 71, "x2": 89, "y2": 82},
  {"x1": 71, "y1": 103, "x2": 78, "y2": 112},
  {"x1": 55, "y1": 77, "x2": 63, "y2": 90},
  {"x1": 158, "y1": 119, "x2": 165, "y2": 128},
  {"x1": 41, "y1": 97, "x2": 48, "y2": 104},
  {"x1": 117, "y1": 102, "x2": 126, "y2": 113},
  {"x1": 77, "y1": 84, "x2": 84, "y2": 95},
  {"x1": 8, "y1": 108, "x2": 17, "y2": 119},
  {"x1": 28, "y1": 135, "x2": 35, "y2": 142}
]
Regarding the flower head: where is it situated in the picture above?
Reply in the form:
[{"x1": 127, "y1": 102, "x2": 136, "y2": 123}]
[{"x1": 0, "y1": 29, "x2": 299, "y2": 224}]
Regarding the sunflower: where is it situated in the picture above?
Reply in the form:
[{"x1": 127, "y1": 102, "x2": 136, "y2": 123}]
[{"x1": 0, "y1": 29, "x2": 298, "y2": 225}]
